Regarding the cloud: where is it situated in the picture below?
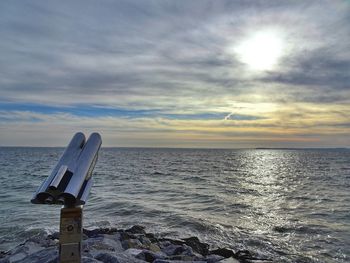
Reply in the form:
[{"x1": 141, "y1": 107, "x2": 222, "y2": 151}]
[
  {"x1": 260, "y1": 49, "x2": 350, "y2": 91},
  {"x1": 0, "y1": 0, "x2": 349, "y2": 146},
  {"x1": 0, "y1": 100, "x2": 349, "y2": 147},
  {"x1": 224, "y1": 112, "x2": 264, "y2": 121}
]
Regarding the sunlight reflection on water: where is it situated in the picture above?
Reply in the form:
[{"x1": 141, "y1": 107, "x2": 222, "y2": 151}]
[{"x1": 0, "y1": 148, "x2": 349, "y2": 262}]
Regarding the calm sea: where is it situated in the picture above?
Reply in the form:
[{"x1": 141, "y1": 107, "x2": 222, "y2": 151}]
[{"x1": 0, "y1": 147, "x2": 349, "y2": 262}]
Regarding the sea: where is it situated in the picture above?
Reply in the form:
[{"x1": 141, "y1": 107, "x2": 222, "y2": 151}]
[{"x1": 0, "y1": 147, "x2": 349, "y2": 262}]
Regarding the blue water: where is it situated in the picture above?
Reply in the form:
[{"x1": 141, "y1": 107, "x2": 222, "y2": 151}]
[{"x1": 0, "y1": 147, "x2": 349, "y2": 262}]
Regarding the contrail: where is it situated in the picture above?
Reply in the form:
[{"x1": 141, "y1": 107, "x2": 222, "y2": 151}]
[{"x1": 224, "y1": 112, "x2": 234, "y2": 120}]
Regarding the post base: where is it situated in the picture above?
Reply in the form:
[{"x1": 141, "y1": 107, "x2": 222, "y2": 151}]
[{"x1": 59, "y1": 206, "x2": 83, "y2": 263}]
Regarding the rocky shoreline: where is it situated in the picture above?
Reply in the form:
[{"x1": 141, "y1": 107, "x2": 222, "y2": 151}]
[{"x1": 0, "y1": 225, "x2": 272, "y2": 263}]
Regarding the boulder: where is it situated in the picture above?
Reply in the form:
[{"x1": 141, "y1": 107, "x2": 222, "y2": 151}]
[
  {"x1": 205, "y1": 254, "x2": 225, "y2": 263},
  {"x1": 121, "y1": 239, "x2": 143, "y2": 250},
  {"x1": 153, "y1": 260, "x2": 206, "y2": 263},
  {"x1": 125, "y1": 225, "x2": 146, "y2": 235},
  {"x1": 94, "y1": 252, "x2": 120, "y2": 263},
  {"x1": 82, "y1": 257, "x2": 100, "y2": 263},
  {"x1": 162, "y1": 244, "x2": 188, "y2": 256},
  {"x1": 182, "y1": 237, "x2": 209, "y2": 256},
  {"x1": 83, "y1": 228, "x2": 118, "y2": 238},
  {"x1": 220, "y1": 258, "x2": 240, "y2": 263},
  {"x1": 12, "y1": 247, "x2": 57, "y2": 263},
  {"x1": 210, "y1": 248, "x2": 235, "y2": 258},
  {"x1": 135, "y1": 249, "x2": 165, "y2": 262},
  {"x1": 0, "y1": 225, "x2": 261, "y2": 263},
  {"x1": 148, "y1": 243, "x2": 161, "y2": 253}
]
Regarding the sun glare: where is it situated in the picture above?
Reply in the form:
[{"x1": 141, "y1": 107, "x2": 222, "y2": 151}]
[{"x1": 234, "y1": 30, "x2": 284, "y2": 71}]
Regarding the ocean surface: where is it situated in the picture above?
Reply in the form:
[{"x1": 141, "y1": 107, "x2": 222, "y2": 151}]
[{"x1": 0, "y1": 147, "x2": 349, "y2": 262}]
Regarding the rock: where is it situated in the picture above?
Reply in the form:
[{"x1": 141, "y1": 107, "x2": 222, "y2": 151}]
[
  {"x1": 167, "y1": 254, "x2": 197, "y2": 261},
  {"x1": 135, "y1": 249, "x2": 165, "y2": 262},
  {"x1": 243, "y1": 261, "x2": 273, "y2": 263},
  {"x1": 95, "y1": 252, "x2": 120, "y2": 263},
  {"x1": 100, "y1": 235, "x2": 124, "y2": 252},
  {"x1": 220, "y1": 258, "x2": 240, "y2": 263},
  {"x1": 234, "y1": 250, "x2": 272, "y2": 263},
  {"x1": 125, "y1": 225, "x2": 146, "y2": 235},
  {"x1": 139, "y1": 236, "x2": 152, "y2": 247},
  {"x1": 0, "y1": 225, "x2": 272, "y2": 263},
  {"x1": 205, "y1": 254, "x2": 225, "y2": 263},
  {"x1": 158, "y1": 240, "x2": 172, "y2": 249},
  {"x1": 182, "y1": 236, "x2": 209, "y2": 256},
  {"x1": 148, "y1": 243, "x2": 161, "y2": 253},
  {"x1": 145, "y1": 233, "x2": 158, "y2": 243},
  {"x1": 181, "y1": 245, "x2": 194, "y2": 256},
  {"x1": 124, "y1": 248, "x2": 143, "y2": 257},
  {"x1": 20, "y1": 231, "x2": 56, "y2": 249},
  {"x1": 83, "y1": 229, "x2": 101, "y2": 238},
  {"x1": 210, "y1": 248, "x2": 235, "y2": 258},
  {"x1": 47, "y1": 232, "x2": 59, "y2": 240},
  {"x1": 5, "y1": 241, "x2": 47, "y2": 262},
  {"x1": 111, "y1": 252, "x2": 146, "y2": 263},
  {"x1": 118, "y1": 231, "x2": 136, "y2": 241},
  {"x1": 121, "y1": 239, "x2": 143, "y2": 250},
  {"x1": 27, "y1": 236, "x2": 57, "y2": 248},
  {"x1": 153, "y1": 260, "x2": 206, "y2": 263},
  {"x1": 82, "y1": 257, "x2": 101, "y2": 263},
  {"x1": 84, "y1": 228, "x2": 118, "y2": 238},
  {"x1": 234, "y1": 249, "x2": 253, "y2": 260},
  {"x1": 135, "y1": 250, "x2": 154, "y2": 262},
  {"x1": 160, "y1": 244, "x2": 198, "y2": 261},
  {"x1": 159, "y1": 238, "x2": 185, "y2": 246},
  {"x1": 235, "y1": 249, "x2": 251, "y2": 257},
  {"x1": 12, "y1": 247, "x2": 57, "y2": 263},
  {"x1": 162, "y1": 244, "x2": 187, "y2": 256},
  {"x1": 83, "y1": 237, "x2": 116, "y2": 252}
]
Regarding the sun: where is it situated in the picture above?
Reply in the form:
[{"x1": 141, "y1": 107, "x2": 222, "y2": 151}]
[{"x1": 234, "y1": 30, "x2": 284, "y2": 71}]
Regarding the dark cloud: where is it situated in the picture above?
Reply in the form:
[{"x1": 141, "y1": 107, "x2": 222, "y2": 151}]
[
  {"x1": 262, "y1": 49, "x2": 350, "y2": 89},
  {"x1": 1, "y1": 0, "x2": 349, "y2": 107},
  {"x1": 0, "y1": 0, "x2": 349, "y2": 146}
]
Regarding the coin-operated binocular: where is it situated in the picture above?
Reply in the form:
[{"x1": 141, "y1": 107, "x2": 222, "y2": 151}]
[
  {"x1": 31, "y1": 132, "x2": 101, "y2": 206},
  {"x1": 31, "y1": 132, "x2": 102, "y2": 263}
]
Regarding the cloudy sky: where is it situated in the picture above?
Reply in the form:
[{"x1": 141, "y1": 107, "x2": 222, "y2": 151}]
[{"x1": 0, "y1": 0, "x2": 349, "y2": 147}]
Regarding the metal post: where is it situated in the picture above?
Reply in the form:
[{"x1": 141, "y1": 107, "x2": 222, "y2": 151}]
[
  {"x1": 30, "y1": 133, "x2": 102, "y2": 262},
  {"x1": 59, "y1": 206, "x2": 83, "y2": 263}
]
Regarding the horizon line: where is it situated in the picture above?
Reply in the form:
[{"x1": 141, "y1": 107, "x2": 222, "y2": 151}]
[{"x1": 0, "y1": 146, "x2": 349, "y2": 150}]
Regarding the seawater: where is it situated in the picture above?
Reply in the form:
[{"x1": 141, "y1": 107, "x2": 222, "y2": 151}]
[{"x1": 0, "y1": 147, "x2": 349, "y2": 262}]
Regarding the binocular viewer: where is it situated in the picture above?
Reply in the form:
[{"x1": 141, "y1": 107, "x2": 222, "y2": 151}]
[{"x1": 31, "y1": 132, "x2": 102, "y2": 206}]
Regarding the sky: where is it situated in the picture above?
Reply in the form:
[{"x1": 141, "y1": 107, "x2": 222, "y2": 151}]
[{"x1": 0, "y1": 0, "x2": 349, "y2": 148}]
